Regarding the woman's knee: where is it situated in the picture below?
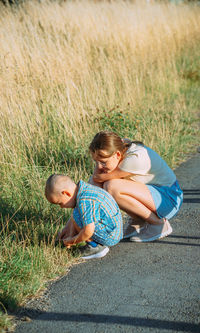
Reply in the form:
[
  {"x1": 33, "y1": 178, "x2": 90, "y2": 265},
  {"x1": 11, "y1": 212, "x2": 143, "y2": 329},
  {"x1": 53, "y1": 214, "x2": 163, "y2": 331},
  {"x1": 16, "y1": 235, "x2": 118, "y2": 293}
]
[{"x1": 103, "y1": 179, "x2": 119, "y2": 197}]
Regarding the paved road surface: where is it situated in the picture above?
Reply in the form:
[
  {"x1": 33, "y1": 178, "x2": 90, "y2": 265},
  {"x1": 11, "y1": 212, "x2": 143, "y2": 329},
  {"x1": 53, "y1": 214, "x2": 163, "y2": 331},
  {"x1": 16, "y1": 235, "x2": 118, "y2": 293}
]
[{"x1": 15, "y1": 153, "x2": 200, "y2": 333}]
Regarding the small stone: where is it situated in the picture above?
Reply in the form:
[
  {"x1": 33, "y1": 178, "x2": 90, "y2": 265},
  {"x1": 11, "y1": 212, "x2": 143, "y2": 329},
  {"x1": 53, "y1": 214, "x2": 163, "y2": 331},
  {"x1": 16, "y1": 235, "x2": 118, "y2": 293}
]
[{"x1": 21, "y1": 316, "x2": 32, "y2": 322}]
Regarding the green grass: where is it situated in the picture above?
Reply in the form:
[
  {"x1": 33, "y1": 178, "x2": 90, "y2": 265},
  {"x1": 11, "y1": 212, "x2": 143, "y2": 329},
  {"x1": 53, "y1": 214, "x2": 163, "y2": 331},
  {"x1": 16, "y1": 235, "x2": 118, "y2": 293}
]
[{"x1": 0, "y1": 309, "x2": 13, "y2": 333}]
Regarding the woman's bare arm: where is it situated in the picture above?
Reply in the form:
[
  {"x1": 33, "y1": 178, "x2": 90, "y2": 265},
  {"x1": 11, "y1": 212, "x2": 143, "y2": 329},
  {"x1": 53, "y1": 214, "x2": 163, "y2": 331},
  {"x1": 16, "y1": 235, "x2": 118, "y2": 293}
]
[{"x1": 93, "y1": 167, "x2": 132, "y2": 183}]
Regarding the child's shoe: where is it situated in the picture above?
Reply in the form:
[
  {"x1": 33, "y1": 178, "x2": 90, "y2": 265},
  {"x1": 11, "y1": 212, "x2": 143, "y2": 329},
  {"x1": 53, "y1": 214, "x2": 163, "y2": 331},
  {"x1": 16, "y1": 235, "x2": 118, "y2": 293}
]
[
  {"x1": 130, "y1": 218, "x2": 172, "y2": 242},
  {"x1": 80, "y1": 243, "x2": 109, "y2": 260}
]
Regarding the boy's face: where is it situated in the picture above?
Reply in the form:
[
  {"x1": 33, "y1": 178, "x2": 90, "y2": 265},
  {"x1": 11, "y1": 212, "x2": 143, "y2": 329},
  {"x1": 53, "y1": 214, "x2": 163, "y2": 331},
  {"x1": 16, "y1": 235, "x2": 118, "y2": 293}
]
[{"x1": 47, "y1": 192, "x2": 73, "y2": 208}]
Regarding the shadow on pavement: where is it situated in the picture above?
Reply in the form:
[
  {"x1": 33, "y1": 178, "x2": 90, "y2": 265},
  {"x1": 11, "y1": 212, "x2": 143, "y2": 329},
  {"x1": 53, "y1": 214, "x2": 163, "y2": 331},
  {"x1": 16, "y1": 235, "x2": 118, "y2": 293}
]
[
  {"x1": 155, "y1": 240, "x2": 200, "y2": 247},
  {"x1": 169, "y1": 235, "x2": 200, "y2": 240},
  {"x1": 120, "y1": 234, "x2": 200, "y2": 246},
  {"x1": 183, "y1": 189, "x2": 200, "y2": 194},
  {"x1": 17, "y1": 311, "x2": 200, "y2": 332},
  {"x1": 183, "y1": 189, "x2": 200, "y2": 203},
  {"x1": 157, "y1": 234, "x2": 200, "y2": 246}
]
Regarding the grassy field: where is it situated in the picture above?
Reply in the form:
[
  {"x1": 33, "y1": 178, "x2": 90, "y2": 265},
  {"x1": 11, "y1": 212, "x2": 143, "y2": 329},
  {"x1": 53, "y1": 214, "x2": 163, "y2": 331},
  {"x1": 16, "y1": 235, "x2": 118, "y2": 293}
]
[{"x1": 0, "y1": 0, "x2": 200, "y2": 330}]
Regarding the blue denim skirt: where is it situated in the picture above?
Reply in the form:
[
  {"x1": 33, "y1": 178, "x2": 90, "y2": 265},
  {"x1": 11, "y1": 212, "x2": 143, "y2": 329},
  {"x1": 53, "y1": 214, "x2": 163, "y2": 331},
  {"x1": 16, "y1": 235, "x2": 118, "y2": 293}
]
[{"x1": 147, "y1": 180, "x2": 183, "y2": 220}]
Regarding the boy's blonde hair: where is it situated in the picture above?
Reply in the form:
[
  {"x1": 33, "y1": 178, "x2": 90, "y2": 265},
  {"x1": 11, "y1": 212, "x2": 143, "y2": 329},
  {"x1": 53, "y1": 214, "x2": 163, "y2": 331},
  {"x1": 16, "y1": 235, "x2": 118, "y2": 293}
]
[{"x1": 45, "y1": 174, "x2": 74, "y2": 198}]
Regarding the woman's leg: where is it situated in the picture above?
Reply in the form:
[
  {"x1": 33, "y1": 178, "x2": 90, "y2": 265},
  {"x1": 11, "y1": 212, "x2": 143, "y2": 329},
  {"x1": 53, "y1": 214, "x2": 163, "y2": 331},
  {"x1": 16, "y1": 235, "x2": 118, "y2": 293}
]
[{"x1": 103, "y1": 179, "x2": 162, "y2": 225}]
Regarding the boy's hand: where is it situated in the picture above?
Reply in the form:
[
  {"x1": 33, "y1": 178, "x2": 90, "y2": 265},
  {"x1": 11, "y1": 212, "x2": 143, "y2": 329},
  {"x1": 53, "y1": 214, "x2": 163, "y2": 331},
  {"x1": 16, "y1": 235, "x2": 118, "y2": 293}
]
[
  {"x1": 63, "y1": 237, "x2": 75, "y2": 248},
  {"x1": 55, "y1": 216, "x2": 77, "y2": 247},
  {"x1": 56, "y1": 226, "x2": 68, "y2": 241},
  {"x1": 63, "y1": 224, "x2": 95, "y2": 247}
]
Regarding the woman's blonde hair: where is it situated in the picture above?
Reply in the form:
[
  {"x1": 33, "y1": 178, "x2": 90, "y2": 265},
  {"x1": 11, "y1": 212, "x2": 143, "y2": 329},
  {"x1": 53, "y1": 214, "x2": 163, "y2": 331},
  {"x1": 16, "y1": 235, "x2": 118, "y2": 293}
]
[{"x1": 89, "y1": 131, "x2": 143, "y2": 158}]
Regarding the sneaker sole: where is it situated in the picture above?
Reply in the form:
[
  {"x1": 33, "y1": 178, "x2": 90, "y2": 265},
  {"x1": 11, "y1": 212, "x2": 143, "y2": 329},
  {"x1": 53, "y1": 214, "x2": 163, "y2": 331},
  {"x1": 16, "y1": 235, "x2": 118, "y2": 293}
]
[
  {"x1": 130, "y1": 225, "x2": 173, "y2": 242},
  {"x1": 81, "y1": 247, "x2": 109, "y2": 260},
  {"x1": 123, "y1": 226, "x2": 145, "y2": 239}
]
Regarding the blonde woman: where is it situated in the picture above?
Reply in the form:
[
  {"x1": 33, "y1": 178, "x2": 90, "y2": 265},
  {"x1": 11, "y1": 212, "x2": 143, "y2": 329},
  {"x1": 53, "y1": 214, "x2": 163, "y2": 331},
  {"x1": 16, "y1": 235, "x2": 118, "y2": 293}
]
[{"x1": 89, "y1": 131, "x2": 183, "y2": 242}]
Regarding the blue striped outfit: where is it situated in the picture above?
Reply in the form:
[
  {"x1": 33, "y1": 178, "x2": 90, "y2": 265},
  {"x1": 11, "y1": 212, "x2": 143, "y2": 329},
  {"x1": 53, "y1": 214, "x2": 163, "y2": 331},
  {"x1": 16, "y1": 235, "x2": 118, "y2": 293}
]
[{"x1": 73, "y1": 180, "x2": 123, "y2": 246}]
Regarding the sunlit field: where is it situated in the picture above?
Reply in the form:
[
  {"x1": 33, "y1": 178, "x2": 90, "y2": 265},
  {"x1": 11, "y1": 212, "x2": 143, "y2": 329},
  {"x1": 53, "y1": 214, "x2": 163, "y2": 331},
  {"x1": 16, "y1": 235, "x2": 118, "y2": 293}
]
[{"x1": 0, "y1": 0, "x2": 200, "y2": 329}]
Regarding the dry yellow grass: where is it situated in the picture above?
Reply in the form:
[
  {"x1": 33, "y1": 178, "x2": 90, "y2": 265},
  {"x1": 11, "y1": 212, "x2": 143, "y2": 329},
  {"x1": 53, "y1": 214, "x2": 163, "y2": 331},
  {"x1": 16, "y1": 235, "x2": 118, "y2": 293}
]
[{"x1": 0, "y1": 0, "x2": 200, "y2": 169}]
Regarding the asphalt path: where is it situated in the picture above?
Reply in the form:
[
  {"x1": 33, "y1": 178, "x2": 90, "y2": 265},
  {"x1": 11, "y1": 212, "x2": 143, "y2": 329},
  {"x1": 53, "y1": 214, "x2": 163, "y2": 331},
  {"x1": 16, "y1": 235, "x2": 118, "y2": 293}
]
[{"x1": 15, "y1": 153, "x2": 200, "y2": 333}]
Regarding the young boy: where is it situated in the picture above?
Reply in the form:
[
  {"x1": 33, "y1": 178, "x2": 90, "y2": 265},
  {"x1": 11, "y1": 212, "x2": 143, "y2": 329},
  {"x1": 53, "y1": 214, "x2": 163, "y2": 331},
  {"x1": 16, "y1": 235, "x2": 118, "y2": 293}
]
[{"x1": 45, "y1": 174, "x2": 123, "y2": 260}]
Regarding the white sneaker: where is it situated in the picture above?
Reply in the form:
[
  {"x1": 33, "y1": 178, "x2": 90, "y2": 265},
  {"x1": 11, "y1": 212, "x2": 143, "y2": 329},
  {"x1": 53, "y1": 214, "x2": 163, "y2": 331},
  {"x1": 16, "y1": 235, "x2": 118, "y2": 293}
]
[
  {"x1": 130, "y1": 219, "x2": 172, "y2": 242},
  {"x1": 80, "y1": 243, "x2": 109, "y2": 260}
]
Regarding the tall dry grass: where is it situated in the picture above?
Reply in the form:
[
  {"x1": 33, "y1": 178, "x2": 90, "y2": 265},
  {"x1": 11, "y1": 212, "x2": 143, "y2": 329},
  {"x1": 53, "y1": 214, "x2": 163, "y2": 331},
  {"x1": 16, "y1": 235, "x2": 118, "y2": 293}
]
[
  {"x1": 0, "y1": 0, "x2": 200, "y2": 170},
  {"x1": 0, "y1": 0, "x2": 200, "y2": 327}
]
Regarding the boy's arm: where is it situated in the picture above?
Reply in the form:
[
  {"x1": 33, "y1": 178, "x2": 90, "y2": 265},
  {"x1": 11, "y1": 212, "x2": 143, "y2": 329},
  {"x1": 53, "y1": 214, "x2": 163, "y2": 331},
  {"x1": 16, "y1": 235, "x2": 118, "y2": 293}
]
[
  {"x1": 57, "y1": 215, "x2": 76, "y2": 240},
  {"x1": 93, "y1": 167, "x2": 132, "y2": 183},
  {"x1": 63, "y1": 223, "x2": 95, "y2": 247}
]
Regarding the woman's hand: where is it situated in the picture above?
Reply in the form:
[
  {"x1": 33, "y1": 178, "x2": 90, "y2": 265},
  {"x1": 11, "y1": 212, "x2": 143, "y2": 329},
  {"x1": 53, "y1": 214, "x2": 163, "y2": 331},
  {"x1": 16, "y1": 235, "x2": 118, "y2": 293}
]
[
  {"x1": 93, "y1": 172, "x2": 106, "y2": 183},
  {"x1": 94, "y1": 168, "x2": 133, "y2": 183}
]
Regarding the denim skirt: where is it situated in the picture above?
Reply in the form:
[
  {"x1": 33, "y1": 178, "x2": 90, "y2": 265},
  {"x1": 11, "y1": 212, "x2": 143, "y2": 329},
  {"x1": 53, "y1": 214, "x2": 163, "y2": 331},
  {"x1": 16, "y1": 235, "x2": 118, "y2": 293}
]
[{"x1": 147, "y1": 180, "x2": 183, "y2": 220}]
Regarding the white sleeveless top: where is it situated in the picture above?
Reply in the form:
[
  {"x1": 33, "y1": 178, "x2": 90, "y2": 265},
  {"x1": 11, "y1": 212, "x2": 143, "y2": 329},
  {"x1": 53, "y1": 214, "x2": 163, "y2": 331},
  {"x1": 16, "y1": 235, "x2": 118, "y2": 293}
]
[{"x1": 119, "y1": 143, "x2": 176, "y2": 187}]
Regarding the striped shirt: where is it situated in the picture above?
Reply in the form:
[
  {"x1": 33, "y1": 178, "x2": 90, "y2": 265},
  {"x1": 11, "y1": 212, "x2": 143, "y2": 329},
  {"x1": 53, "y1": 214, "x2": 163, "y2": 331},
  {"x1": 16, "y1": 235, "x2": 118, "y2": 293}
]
[{"x1": 73, "y1": 180, "x2": 123, "y2": 246}]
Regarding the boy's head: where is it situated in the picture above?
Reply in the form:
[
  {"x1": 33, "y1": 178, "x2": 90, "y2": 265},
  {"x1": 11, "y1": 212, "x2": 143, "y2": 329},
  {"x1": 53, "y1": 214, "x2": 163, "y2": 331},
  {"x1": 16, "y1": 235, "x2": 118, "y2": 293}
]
[{"x1": 45, "y1": 174, "x2": 77, "y2": 208}]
